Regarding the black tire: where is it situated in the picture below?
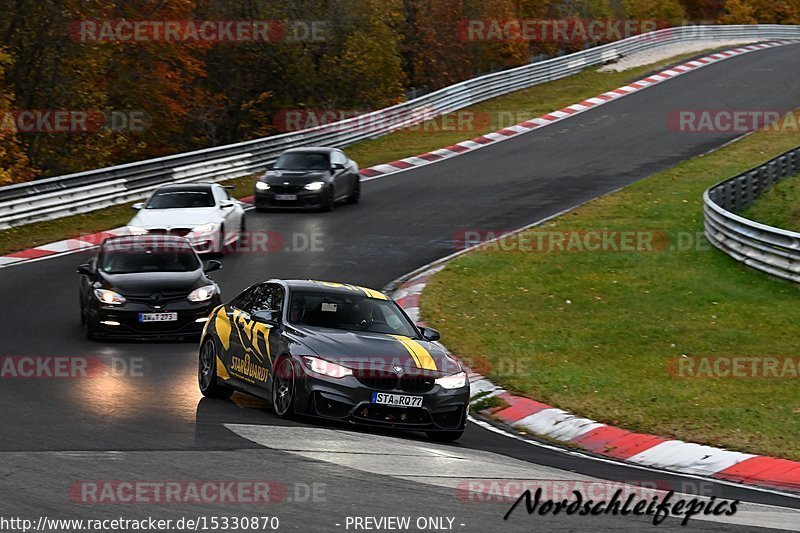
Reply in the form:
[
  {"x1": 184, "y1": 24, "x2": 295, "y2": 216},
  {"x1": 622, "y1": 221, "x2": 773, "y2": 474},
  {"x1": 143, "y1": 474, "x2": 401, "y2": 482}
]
[
  {"x1": 321, "y1": 186, "x2": 335, "y2": 212},
  {"x1": 346, "y1": 179, "x2": 360, "y2": 204},
  {"x1": 426, "y1": 430, "x2": 464, "y2": 443},
  {"x1": 272, "y1": 357, "x2": 296, "y2": 418},
  {"x1": 198, "y1": 337, "x2": 233, "y2": 399}
]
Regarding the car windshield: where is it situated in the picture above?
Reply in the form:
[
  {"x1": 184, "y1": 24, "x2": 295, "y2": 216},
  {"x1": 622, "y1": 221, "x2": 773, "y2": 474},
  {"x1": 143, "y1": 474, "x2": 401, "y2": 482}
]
[
  {"x1": 98, "y1": 241, "x2": 201, "y2": 274},
  {"x1": 145, "y1": 189, "x2": 215, "y2": 209},
  {"x1": 288, "y1": 290, "x2": 418, "y2": 337},
  {"x1": 274, "y1": 152, "x2": 330, "y2": 170}
]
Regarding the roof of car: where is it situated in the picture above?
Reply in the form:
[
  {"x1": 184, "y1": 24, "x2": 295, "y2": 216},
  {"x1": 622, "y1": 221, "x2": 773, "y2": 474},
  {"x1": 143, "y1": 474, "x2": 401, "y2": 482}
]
[
  {"x1": 154, "y1": 183, "x2": 215, "y2": 192},
  {"x1": 281, "y1": 147, "x2": 338, "y2": 154},
  {"x1": 280, "y1": 279, "x2": 388, "y2": 300},
  {"x1": 101, "y1": 234, "x2": 192, "y2": 247}
]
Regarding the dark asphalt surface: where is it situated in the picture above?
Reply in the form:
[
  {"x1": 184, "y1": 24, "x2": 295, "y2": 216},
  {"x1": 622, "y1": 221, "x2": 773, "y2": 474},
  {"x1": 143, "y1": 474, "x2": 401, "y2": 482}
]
[{"x1": 1, "y1": 43, "x2": 799, "y2": 531}]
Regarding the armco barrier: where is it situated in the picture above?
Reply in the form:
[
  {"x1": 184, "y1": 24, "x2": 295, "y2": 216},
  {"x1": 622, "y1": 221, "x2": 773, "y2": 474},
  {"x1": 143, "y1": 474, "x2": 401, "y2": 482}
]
[
  {"x1": 704, "y1": 147, "x2": 800, "y2": 283},
  {"x1": 2, "y1": 24, "x2": 800, "y2": 229}
]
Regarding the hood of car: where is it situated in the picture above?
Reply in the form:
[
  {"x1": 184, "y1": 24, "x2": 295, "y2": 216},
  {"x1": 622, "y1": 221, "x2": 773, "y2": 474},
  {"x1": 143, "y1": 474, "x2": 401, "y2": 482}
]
[
  {"x1": 263, "y1": 170, "x2": 329, "y2": 185},
  {"x1": 289, "y1": 326, "x2": 460, "y2": 376},
  {"x1": 129, "y1": 207, "x2": 221, "y2": 229},
  {"x1": 99, "y1": 270, "x2": 207, "y2": 295}
]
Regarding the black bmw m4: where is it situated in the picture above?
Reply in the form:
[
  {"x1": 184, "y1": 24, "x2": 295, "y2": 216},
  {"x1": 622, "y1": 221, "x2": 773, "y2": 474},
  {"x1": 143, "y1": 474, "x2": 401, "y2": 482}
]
[{"x1": 198, "y1": 280, "x2": 470, "y2": 441}]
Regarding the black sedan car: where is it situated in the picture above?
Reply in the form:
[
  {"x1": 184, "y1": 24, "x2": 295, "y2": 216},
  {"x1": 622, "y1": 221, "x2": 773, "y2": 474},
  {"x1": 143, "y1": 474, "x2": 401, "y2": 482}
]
[
  {"x1": 254, "y1": 147, "x2": 360, "y2": 211},
  {"x1": 78, "y1": 235, "x2": 222, "y2": 340},
  {"x1": 198, "y1": 280, "x2": 469, "y2": 441}
]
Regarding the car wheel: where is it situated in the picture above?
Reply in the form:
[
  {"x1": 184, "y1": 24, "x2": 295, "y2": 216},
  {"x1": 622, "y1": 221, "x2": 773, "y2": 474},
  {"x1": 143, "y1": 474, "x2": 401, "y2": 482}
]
[
  {"x1": 425, "y1": 430, "x2": 464, "y2": 443},
  {"x1": 198, "y1": 338, "x2": 233, "y2": 399},
  {"x1": 321, "y1": 187, "x2": 335, "y2": 212},
  {"x1": 272, "y1": 357, "x2": 296, "y2": 418},
  {"x1": 346, "y1": 179, "x2": 360, "y2": 204}
]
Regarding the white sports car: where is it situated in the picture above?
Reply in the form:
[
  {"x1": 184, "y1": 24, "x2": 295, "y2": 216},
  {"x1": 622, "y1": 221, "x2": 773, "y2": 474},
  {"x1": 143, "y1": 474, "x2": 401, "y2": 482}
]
[{"x1": 129, "y1": 183, "x2": 246, "y2": 254}]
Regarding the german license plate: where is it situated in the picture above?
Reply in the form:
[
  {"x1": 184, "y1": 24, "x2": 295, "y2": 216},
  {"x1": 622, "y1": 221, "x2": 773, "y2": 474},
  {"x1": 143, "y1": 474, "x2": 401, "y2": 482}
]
[
  {"x1": 139, "y1": 312, "x2": 178, "y2": 322},
  {"x1": 274, "y1": 194, "x2": 297, "y2": 201},
  {"x1": 371, "y1": 392, "x2": 422, "y2": 408}
]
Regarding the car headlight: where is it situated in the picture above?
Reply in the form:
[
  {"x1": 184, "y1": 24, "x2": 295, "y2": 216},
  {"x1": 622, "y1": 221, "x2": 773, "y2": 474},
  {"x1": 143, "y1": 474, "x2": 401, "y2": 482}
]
[
  {"x1": 302, "y1": 356, "x2": 353, "y2": 378},
  {"x1": 304, "y1": 181, "x2": 325, "y2": 191},
  {"x1": 256, "y1": 181, "x2": 270, "y2": 190},
  {"x1": 188, "y1": 284, "x2": 217, "y2": 302},
  {"x1": 190, "y1": 223, "x2": 217, "y2": 235},
  {"x1": 93, "y1": 288, "x2": 126, "y2": 306},
  {"x1": 435, "y1": 371, "x2": 467, "y2": 390}
]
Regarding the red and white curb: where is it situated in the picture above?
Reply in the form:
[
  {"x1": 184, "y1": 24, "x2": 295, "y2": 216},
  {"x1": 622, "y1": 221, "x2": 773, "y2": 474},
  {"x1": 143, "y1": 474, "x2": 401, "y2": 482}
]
[
  {"x1": 0, "y1": 40, "x2": 795, "y2": 271},
  {"x1": 359, "y1": 41, "x2": 796, "y2": 181},
  {"x1": 390, "y1": 266, "x2": 800, "y2": 494}
]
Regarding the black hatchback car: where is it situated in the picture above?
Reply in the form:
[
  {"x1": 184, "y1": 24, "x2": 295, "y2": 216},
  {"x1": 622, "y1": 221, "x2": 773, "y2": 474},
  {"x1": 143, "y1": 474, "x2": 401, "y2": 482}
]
[
  {"x1": 198, "y1": 279, "x2": 470, "y2": 441},
  {"x1": 254, "y1": 147, "x2": 360, "y2": 211},
  {"x1": 77, "y1": 235, "x2": 222, "y2": 340}
]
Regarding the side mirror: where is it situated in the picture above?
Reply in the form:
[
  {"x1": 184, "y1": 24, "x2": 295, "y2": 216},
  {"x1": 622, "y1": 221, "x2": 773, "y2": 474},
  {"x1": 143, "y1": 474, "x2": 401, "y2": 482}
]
[
  {"x1": 77, "y1": 263, "x2": 95, "y2": 277},
  {"x1": 331, "y1": 163, "x2": 345, "y2": 170},
  {"x1": 204, "y1": 260, "x2": 222, "y2": 273},
  {"x1": 419, "y1": 326, "x2": 440, "y2": 342},
  {"x1": 132, "y1": 202, "x2": 144, "y2": 210},
  {"x1": 252, "y1": 309, "x2": 280, "y2": 326}
]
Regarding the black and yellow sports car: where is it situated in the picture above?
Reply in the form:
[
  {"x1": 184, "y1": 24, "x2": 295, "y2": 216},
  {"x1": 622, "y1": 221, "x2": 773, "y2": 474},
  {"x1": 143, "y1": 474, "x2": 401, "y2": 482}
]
[{"x1": 198, "y1": 279, "x2": 469, "y2": 441}]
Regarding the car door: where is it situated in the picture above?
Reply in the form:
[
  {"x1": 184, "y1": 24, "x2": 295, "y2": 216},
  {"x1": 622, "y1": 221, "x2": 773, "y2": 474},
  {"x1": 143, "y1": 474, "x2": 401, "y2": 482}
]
[
  {"x1": 340, "y1": 150, "x2": 358, "y2": 196},
  {"x1": 330, "y1": 151, "x2": 348, "y2": 199},
  {"x1": 226, "y1": 283, "x2": 284, "y2": 389},
  {"x1": 214, "y1": 186, "x2": 240, "y2": 243}
]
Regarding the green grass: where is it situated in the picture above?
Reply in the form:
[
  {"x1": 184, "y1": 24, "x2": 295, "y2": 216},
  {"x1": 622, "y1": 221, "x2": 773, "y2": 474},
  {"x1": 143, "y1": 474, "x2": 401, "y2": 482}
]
[
  {"x1": 422, "y1": 120, "x2": 800, "y2": 461},
  {"x1": 0, "y1": 48, "x2": 724, "y2": 256},
  {"x1": 740, "y1": 175, "x2": 800, "y2": 232}
]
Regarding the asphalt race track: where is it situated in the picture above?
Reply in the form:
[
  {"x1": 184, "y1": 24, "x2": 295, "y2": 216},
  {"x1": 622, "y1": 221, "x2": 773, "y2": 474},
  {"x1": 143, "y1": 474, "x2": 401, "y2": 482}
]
[{"x1": 1, "y1": 44, "x2": 800, "y2": 531}]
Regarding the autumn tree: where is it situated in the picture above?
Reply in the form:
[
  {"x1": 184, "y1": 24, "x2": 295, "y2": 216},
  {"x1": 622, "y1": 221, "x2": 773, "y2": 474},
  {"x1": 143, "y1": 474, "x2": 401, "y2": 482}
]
[
  {"x1": 0, "y1": 49, "x2": 36, "y2": 184},
  {"x1": 403, "y1": 0, "x2": 474, "y2": 90}
]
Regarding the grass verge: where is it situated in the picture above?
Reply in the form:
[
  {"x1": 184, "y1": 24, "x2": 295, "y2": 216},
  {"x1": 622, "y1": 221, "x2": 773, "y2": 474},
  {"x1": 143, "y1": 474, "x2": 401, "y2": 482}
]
[
  {"x1": 422, "y1": 121, "x2": 800, "y2": 461},
  {"x1": 0, "y1": 48, "x2": 727, "y2": 256},
  {"x1": 739, "y1": 175, "x2": 800, "y2": 232}
]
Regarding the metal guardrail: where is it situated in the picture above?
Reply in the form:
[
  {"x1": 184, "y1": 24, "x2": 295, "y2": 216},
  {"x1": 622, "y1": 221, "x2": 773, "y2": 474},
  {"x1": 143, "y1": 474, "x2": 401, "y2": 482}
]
[
  {"x1": 704, "y1": 147, "x2": 800, "y2": 283},
  {"x1": 2, "y1": 24, "x2": 800, "y2": 229}
]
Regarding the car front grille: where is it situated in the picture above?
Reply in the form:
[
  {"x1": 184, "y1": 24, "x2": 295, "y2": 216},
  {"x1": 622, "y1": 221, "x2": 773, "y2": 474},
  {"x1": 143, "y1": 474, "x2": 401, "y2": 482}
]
[
  {"x1": 147, "y1": 228, "x2": 192, "y2": 237},
  {"x1": 270, "y1": 185, "x2": 303, "y2": 194},
  {"x1": 354, "y1": 369, "x2": 436, "y2": 393},
  {"x1": 124, "y1": 290, "x2": 191, "y2": 306}
]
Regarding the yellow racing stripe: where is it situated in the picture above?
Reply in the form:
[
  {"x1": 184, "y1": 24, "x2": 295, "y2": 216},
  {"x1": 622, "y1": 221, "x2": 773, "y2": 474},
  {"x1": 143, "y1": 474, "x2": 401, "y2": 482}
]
[
  {"x1": 359, "y1": 286, "x2": 388, "y2": 300},
  {"x1": 389, "y1": 335, "x2": 437, "y2": 371}
]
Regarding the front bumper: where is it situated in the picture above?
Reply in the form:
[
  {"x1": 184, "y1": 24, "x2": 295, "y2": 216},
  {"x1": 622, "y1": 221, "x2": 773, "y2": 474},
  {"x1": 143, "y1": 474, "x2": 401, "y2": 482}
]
[
  {"x1": 254, "y1": 189, "x2": 325, "y2": 210},
  {"x1": 293, "y1": 366, "x2": 469, "y2": 432},
  {"x1": 87, "y1": 298, "x2": 220, "y2": 338}
]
